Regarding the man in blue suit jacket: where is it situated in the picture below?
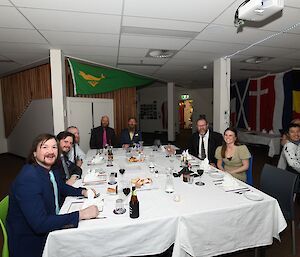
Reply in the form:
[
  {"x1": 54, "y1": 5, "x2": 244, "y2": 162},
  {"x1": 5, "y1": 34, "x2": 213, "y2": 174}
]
[
  {"x1": 6, "y1": 134, "x2": 99, "y2": 257},
  {"x1": 120, "y1": 117, "x2": 142, "y2": 147}
]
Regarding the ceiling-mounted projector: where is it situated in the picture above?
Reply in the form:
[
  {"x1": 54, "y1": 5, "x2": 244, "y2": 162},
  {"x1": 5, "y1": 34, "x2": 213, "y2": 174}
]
[{"x1": 238, "y1": 0, "x2": 284, "y2": 21}]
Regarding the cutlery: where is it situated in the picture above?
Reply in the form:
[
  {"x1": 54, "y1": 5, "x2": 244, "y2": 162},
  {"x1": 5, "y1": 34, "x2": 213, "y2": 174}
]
[
  {"x1": 94, "y1": 216, "x2": 107, "y2": 219},
  {"x1": 234, "y1": 189, "x2": 251, "y2": 194}
]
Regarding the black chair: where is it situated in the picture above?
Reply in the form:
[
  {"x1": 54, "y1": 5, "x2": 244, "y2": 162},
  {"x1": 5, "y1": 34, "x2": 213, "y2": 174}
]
[{"x1": 260, "y1": 164, "x2": 298, "y2": 255}]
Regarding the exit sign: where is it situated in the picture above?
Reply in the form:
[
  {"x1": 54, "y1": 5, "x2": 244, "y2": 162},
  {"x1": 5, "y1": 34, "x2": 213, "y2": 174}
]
[{"x1": 181, "y1": 94, "x2": 190, "y2": 100}]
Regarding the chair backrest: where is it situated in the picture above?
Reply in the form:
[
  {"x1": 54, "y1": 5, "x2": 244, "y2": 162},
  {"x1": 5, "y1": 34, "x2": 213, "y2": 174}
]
[
  {"x1": 246, "y1": 156, "x2": 253, "y2": 185},
  {"x1": 0, "y1": 196, "x2": 9, "y2": 257},
  {"x1": 260, "y1": 164, "x2": 298, "y2": 220}
]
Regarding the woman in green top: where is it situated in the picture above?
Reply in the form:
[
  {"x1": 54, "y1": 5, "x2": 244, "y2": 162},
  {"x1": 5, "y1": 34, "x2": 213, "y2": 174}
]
[{"x1": 215, "y1": 127, "x2": 251, "y2": 182}]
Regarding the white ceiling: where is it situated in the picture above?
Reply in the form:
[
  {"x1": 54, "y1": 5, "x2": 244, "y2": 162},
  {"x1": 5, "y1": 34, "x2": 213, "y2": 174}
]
[{"x1": 0, "y1": 0, "x2": 300, "y2": 88}]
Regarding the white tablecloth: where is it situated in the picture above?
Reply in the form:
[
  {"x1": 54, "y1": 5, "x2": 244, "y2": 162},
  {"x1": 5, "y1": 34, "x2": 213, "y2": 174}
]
[
  {"x1": 237, "y1": 130, "x2": 281, "y2": 157},
  {"x1": 43, "y1": 148, "x2": 286, "y2": 257}
]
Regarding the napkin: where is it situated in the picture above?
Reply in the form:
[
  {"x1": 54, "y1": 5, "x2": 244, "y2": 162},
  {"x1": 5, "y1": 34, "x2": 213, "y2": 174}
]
[
  {"x1": 199, "y1": 158, "x2": 209, "y2": 170},
  {"x1": 82, "y1": 189, "x2": 103, "y2": 211},
  {"x1": 261, "y1": 129, "x2": 267, "y2": 133},
  {"x1": 221, "y1": 173, "x2": 241, "y2": 191},
  {"x1": 269, "y1": 129, "x2": 274, "y2": 134},
  {"x1": 83, "y1": 169, "x2": 103, "y2": 183},
  {"x1": 91, "y1": 155, "x2": 104, "y2": 164}
]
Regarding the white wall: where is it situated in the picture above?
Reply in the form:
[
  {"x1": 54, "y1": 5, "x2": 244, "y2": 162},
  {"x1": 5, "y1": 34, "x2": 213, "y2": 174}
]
[
  {"x1": 7, "y1": 99, "x2": 54, "y2": 157},
  {"x1": 0, "y1": 81, "x2": 8, "y2": 153},
  {"x1": 138, "y1": 83, "x2": 167, "y2": 133},
  {"x1": 138, "y1": 83, "x2": 213, "y2": 133}
]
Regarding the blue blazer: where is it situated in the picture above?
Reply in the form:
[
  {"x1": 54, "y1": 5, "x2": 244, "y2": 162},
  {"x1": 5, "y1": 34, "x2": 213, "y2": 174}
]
[
  {"x1": 7, "y1": 164, "x2": 83, "y2": 257},
  {"x1": 120, "y1": 128, "x2": 142, "y2": 146}
]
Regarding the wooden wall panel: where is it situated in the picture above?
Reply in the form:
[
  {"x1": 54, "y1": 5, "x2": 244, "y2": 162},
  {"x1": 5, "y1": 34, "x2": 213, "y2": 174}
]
[
  {"x1": 66, "y1": 60, "x2": 137, "y2": 136},
  {"x1": 0, "y1": 64, "x2": 51, "y2": 137}
]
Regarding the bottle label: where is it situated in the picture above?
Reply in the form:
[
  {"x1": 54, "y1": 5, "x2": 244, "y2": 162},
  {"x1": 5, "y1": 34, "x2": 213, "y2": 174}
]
[{"x1": 129, "y1": 202, "x2": 139, "y2": 218}]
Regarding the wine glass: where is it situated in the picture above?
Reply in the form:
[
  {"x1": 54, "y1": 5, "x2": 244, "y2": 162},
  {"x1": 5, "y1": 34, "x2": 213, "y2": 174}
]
[
  {"x1": 122, "y1": 181, "x2": 131, "y2": 204},
  {"x1": 169, "y1": 154, "x2": 175, "y2": 170},
  {"x1": 195, "y1": 169, "x2": 205, "y2": 186}
]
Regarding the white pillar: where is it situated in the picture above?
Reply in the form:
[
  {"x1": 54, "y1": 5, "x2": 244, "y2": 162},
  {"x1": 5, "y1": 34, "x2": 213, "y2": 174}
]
[
  {"x1": 0, "y1": 81, "x2": 8, "y2": 153},
  {"x1": 213, "y1": 58, "x2": 231, "y2": 134},
  {"x1": 50, "y1": 49, "x2": 67, "y2": 134},
  {"x1": 167, "y1": 82, "x2": 175, "y2": 142}
]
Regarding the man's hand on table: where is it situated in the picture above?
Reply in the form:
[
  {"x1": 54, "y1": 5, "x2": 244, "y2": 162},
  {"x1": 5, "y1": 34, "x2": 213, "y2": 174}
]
[{"x1": 79, "y1": 205, "x2": 99, "y2": 220}]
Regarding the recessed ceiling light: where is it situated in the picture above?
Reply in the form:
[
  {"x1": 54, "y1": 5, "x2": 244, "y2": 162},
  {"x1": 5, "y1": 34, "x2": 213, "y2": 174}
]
[
  {"x1": 242, "y1": 56, "x2": 273, "y2": 64},
  {"x1": 146, "y1": 49, "x2": 177, "y2": 58}
]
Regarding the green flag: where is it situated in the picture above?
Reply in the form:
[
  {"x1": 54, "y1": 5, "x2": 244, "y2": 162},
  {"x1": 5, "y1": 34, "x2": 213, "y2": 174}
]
[{"x1": 68, "y1": 59, "x2": 155, "y2": 95}]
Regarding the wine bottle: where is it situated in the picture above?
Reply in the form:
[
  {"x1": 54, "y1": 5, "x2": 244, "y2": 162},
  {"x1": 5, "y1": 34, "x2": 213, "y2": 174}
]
[{"x1": 129, "y1": 186, "x2": 139, "y2": 219}]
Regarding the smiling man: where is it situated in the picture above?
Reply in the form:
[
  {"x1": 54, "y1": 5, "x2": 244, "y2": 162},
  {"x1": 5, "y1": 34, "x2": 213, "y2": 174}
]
[
  {"x1": 282, "y1": 123, "x2": 300, "y2": 173},
  {"x1": 6, "y1": 134, "x2": 99, "y2": 257},
  {"x1": 56, "y1": 131, "x2": 82, "y2": 185},
  {"x1": 188, "y1": 115, "x2": 223, "y2": 166}
]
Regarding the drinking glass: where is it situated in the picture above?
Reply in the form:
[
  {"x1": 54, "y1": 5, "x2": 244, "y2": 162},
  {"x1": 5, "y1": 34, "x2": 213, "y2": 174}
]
[{"x1": 113, "y1": 198, "x2": 126, "y2": 214}]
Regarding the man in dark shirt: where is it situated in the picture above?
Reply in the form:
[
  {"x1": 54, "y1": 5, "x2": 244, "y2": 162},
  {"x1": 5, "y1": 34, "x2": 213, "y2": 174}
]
[
  {"x1": 189, "y1": 115, "x2": 223, "y2": 166},
  {"x1": 90, "y1": 115, "x2": 116, "y2": 149},
  {"x1": 120, "y1": 117, "x2": 142, "y2": 147}
]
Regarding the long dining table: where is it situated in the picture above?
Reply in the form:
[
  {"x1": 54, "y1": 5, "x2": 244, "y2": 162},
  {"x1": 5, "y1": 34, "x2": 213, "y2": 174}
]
[{"x1": 42, "y1": 147, "x2": 287, "y2": 257}]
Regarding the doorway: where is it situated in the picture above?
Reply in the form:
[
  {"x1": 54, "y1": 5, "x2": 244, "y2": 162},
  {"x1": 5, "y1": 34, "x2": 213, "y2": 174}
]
[{"x1": 178, "y1": 100, "x2": 193, "y2": 129}]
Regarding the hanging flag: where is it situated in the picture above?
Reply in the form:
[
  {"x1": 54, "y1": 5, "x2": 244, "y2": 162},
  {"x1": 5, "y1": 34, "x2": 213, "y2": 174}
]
[
  {"x1": 233, "y1": 80, "x2": 250, "y2": 129},
  {"x1": 293, "y1": 91, "x2": 300, "y2": 119},
  {"x1": 68, "y1": 59, "x2": 155, "y2": 95}
]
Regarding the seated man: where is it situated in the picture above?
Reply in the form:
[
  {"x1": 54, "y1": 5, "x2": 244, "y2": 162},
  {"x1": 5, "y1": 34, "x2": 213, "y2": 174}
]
[
  {"x1": 6, "y1": 134, "x2": 98, "y2": 257},
  {"x1": 90, "y1": 115, "x2": 116, "y2": 149},
  {"x1": 120, "y1": 117, "x2": 142, "y2": 148},
  {"x1": 56, "y1": 131, "x2": 83, "y2": 186},
  {"x1": 67, "y1": 126, "x2": 86, "y2": 167},
  {"x1": 188, "y1": 115, "x2": 223, "y2": 166},
  {"x1": 279, "y1": 123, "x2": 300, "y2": 173}
]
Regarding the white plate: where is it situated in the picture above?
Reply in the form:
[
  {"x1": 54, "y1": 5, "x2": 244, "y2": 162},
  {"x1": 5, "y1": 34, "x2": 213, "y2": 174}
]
[
  {"x1": 244, "y1": 191, "x2": 264, "y2": 201},
  {"x1": 209, "y1": 172, "x2": 224, "y2": 179}
]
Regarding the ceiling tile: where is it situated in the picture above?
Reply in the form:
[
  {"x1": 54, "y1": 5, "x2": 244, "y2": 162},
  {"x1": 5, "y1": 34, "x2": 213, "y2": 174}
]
[
  {"x1": 183, "y1": 40, "x2": 247, "y2": 55},
  {"x1": 40, "y1": 31, "x2": 119, "y2": 47},
  {"x1": 117, "y1": 64, "x2": 159, "y2": 75},
  {"x1": 67, "y1": 54, "x2": 117, "y2": 67},
  {"x1": 122, "y1": 16, "x2": 207, "y2": 32},
  {"x1": 62, "y1": 45, "x2": 118, "y2": 57},
  {"x1": 19, "y1": 8, "x2": 121, "y2": 34},
  {"x1": 284, "y1": 50, "x2": 300, "y2": 60},
  {"x1": 120, "y1": 34, "x2": 190, "y2": 50},
  {"x1": 119, "y1": 47, "x2": 148, "y2": 57},
  {"x1": 11, "y1": 0, "x2": 123, "y2": 14},
  {"x1": 0, "y1": 28, "x2": 48, "y2": 43},
  {"x1": 0, "y1": 42, "x2": 50, "y2": 54},
  {"x1": 4, "y1": 51, "x2": 49, "y2": 64},
  {"x1": 0, "y1": 0, "x2": 12, "y2": 6},
  {"x1": 258, "y1": 7, "x2": 300, "y2": 33},
  {"x1": 258, "y1": 33, "x2": 300, "y2": 49},
  {"x1": 196, "y1": 25, "x2": 275, "y2": 44},
  {"x1": 0, "y1": 6, "x2": 34, "y2": 29},
  {"x1": 236, "y1": 45, "x2": 297, "y2": 57},
  {"x1": 123, "y1": 0, "x2": 236, "y2": 23},
  {"x1": 172, "y1": 51, "x2": 222, "y2": 62},
  {"x1": 285, "y1": 0, "x2": 300, "y2": 8},
  {"x1": 118, "y1": 56, "x2": 168, "y2": 65}
]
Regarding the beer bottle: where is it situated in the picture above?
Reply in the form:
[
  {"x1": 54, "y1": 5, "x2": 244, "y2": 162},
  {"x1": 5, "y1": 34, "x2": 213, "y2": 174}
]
[
  {"x1": 129, "y1": 186, "x2": 139, "y2": 218},
  {"x1": 108, "y1": 145, "x2": 113, "y2": 161}
]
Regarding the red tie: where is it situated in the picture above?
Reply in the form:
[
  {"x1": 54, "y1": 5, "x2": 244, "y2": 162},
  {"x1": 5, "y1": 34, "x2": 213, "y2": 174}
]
[{"x1": 103, "y1": 128, "x2": 107, "y2": 147}]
